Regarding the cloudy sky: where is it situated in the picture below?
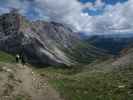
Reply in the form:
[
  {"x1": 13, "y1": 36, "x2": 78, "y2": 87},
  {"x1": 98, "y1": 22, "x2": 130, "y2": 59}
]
[{"x1": 0, "y1": 0, "x2": 132, "y2": 35}]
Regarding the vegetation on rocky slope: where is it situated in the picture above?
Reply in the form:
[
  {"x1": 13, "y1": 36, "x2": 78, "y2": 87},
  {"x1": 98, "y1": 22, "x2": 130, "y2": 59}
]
[
  {"x1": 35, "y1": 63, "x2": 133, "y2": 100},
  {"x1": 0, "y1": 51, "x2": 15, "y2": 63},
  {"x1": 61, "y1": 41, "x2": 110, "y2": 64}
]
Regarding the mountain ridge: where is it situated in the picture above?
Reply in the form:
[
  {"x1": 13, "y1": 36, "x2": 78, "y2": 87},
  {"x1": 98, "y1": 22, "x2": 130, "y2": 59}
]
[{"x1": 0, "y1": 11, "x2": 109, "y2": 66}]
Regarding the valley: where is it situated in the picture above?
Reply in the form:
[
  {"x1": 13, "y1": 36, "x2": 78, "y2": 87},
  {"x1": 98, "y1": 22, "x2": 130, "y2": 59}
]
[{"x1": 0, "y1": 45, "x2": 132, "y2": 100}]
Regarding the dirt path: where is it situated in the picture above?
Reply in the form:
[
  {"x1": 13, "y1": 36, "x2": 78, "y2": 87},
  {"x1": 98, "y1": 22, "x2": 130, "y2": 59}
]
[{"x1": 0, "y1": 63, "x2": 62, "y2": 100}]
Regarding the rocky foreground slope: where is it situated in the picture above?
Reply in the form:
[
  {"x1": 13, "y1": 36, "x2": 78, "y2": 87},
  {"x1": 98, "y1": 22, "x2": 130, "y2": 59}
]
[
  {"x1": 0, "y1": 11, "x2": 108, "y2": 66},
  {"x1": 0, "y1": 63, "x2": 62, "y2": 100}
]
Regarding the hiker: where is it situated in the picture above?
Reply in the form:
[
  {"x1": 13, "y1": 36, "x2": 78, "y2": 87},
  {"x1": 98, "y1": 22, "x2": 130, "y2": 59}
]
[
  {"x1": 21, "y1": 54, "x2": 26, "y2": 66},
  {"x1": 16, "y1": 54, "x2": 20, "y2": 63},
  {"x1": 20, "y1": 45, "x2": 26, "y2": 66}
]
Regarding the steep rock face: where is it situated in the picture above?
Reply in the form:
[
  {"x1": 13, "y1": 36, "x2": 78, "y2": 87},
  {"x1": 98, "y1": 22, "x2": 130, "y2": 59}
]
[
  {"x1": 0, "y1": 12, "x2": 23, "y2": 53},
  {"x1": 0, "y1": 12, "x2": 108, "y2": 66}
]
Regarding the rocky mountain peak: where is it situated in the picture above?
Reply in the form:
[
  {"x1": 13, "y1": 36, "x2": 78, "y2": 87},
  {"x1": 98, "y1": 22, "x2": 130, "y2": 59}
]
[{"x1": 0, "y1": 11, "x2": 21, "y2": 35}]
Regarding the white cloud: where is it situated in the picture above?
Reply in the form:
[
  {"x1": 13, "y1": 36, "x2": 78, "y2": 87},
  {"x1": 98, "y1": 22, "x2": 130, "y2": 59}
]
[
  {"x1": 0, "y1": 7, "x2": 10, "y2": 14},
  {"x1": 80, "y1": 0, "x2": 133, "y2": 34},
  {"x1": 0, "y1": 0, "x2": 133, "y2": 35},
  {"x1": 32, "y1": 0, "x2": 133, "y2": 34},
  {"x1": 100, "y1": 0, "x2": 133, "y2": 34}
]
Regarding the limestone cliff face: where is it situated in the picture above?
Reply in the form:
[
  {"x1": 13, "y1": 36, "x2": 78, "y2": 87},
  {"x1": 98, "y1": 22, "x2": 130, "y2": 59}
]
[{"x1": 0, "y1": 12, "x2": 108, "y2": 66}]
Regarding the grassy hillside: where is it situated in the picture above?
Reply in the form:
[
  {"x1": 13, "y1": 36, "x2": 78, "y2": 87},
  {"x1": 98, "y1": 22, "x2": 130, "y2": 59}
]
[
  {"x1": 61, "y1": 41, "x2": 110, "y2": 64},
  {"x1": 35, "y1": 62, "x2": 133, "y2": 100},
  {"x1": 0, "y1": 51, "x2": 15, "y2": 63}
]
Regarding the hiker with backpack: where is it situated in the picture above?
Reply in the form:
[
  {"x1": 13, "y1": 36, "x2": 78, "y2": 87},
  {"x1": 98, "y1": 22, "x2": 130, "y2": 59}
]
[{"x1": 16, "y1": 54, "x2": 20, "y2": 63}]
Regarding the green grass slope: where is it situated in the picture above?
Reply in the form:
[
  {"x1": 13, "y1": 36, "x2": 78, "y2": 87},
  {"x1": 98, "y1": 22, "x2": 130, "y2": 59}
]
[{"x1": 0, "y1": 51, "x2": 15, "y2": 63}]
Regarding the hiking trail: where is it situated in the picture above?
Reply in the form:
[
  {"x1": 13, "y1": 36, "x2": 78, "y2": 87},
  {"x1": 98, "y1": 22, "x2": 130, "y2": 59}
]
[{"x1": 0, "y1": 63, "x2": 62, "y2": 100}]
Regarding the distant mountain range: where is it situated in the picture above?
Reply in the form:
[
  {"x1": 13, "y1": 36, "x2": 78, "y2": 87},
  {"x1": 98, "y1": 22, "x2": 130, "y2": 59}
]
[{"x1": 84, "y1": 34, "x2": 133, "y2": 55}]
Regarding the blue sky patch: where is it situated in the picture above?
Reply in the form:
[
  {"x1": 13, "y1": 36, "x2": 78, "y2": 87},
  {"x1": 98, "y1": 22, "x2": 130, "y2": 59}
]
[
  {"x1": 103, "y1": 0, "x2": 128, "y2": 5},
  {"x1": 79, "y1": 0, "x2": 96, "y2": 3},
  {"x1": 80, "y1": 0, "x2": 128, "y2": 5},
  {"x1": 83, "y1": 8, "x2": 104, "y2": 16}
]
